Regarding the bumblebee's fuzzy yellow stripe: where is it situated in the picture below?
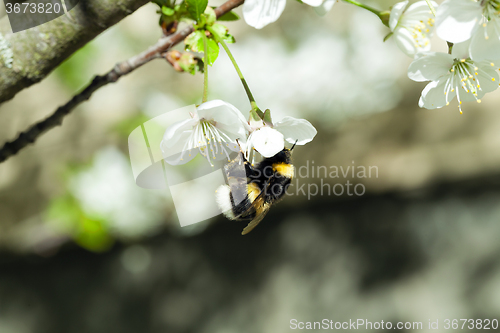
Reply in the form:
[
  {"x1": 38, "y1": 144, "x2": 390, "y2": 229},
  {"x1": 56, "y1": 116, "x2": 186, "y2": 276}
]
[
  {"x1": 272, "y1": 163, "x2": 295, "y2": 179},
  {"x1": 247, "y1": 182, "x2": 261, "y2": 202},
  {"x1": 247, "y1": 182, "x2": 267, "y2": 216}
]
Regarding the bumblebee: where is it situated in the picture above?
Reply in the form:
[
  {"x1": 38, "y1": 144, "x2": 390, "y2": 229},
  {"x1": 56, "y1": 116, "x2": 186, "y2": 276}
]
[{"x1": 215, "y1": 143, "x2": 296, "y2": 235}]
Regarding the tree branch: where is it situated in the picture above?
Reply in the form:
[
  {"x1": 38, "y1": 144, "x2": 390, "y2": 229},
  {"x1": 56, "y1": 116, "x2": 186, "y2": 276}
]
[
  {"x1": 0, "y1": 0, "x2": 245, "y2": 163},
  {"x1": 0, "y1": 0, "x2": 153, "y2": 103}
]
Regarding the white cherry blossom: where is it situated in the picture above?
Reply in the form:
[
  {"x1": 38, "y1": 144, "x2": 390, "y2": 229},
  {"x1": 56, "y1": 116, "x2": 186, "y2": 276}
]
[
  {"x1": 245, "y1": 116, "x2": 317, "y2": 159},
  {"x1": 389, "y1": 0, "x2": 437, "y2": 57},
  {"x1": 160, "y1": 100, "x2": 250, "y2": 166},
  {"x1": 408, "y1": 41, "x2": 499, "y2": 113}
]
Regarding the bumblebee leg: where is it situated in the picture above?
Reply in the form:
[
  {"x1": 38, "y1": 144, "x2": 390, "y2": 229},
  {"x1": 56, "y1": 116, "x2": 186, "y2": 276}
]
[
  {"x1": 235, "y1": 138, "x2": 247, "y2": 156},
  {"x1": 234, "y1": 139, "x2": 256, "y2": 174}
]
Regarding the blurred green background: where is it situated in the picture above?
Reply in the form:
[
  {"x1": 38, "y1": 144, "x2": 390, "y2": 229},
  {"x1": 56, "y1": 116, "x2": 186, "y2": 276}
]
[{"x1": 2, "y1": 0, "x2": 500, "y2": 332}]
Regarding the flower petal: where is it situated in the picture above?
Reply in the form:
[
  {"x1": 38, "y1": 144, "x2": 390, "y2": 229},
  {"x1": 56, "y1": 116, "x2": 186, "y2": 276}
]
[
  {"x1": 274, "y1": 116, "x2": 317, "y2": 145},
  {"x1": 197, "y1": 99, "x2": 250, "y2": 139},
  {"x1": 163, "y1": 149, "x2": 198, "y2": 165},
  {"x1": 313, "y1": 0, "x2": 335, "y2": 16},
  {"x1": 403, "y1": 0, "x2": 437, "y2": 20},
  {"x1": 472, "y1": 63, "x2": 499, "y2": 95},
  {"x1": 197, "y1": 100, "x2": 247, "y2": 126},
  {"x1": 408, "y1": 52, "x2": 454, "y2": 82},
  {"x1": 389, "y1": 0, "x2": 409, "y2": 31},
  {"x1": 470, "y1": 18, "x2": 500, "y2": 62},
  {"x1": 418, "y1": 79, "x2": 450, "y2": 109},
  {"x1": 302, "y1": 0, "x2": 323, "y2": 6},
  {"x1": 456, "y1": 86, "x2": 484, "y2": 102},
  {"x1": 462, "y1": 68, "x2": 497, "y2": 102},
  {"x1": 161, "y1": 117, "x2": 198, "y2": 148},
  {"x1": 161, "y1": 127, "x2": 199, "y2": 165},
  {"x1": 393, "y1": 26, "x2": 428, "y2": 57},
  {"x1": 435, "y1": 0, "x2": 482, "y2": 43},
  {"x1": 242, "y1": 0, "x2": 286, "y2": 29},
  {"x1": 250, "y1": 127, "x2": 284, "y2": 158},
  {"x1": 451, "y1": 40, "x2": 472, "y2": 59}
]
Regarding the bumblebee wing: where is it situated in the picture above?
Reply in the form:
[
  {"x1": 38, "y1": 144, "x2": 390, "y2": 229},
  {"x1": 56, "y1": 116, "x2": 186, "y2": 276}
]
[
  {"x1": 225, "y1": 152, "x2": 254, "y2": 214},
  {"x1": 241, "y1": 182, "x2": 272, "y2": 235},
  {"x1": 241, "y1": 203, "x2": 271, "y2": 235},
  {"x1": 220, "y1": 151, "x2": 273, "y2": 234}
]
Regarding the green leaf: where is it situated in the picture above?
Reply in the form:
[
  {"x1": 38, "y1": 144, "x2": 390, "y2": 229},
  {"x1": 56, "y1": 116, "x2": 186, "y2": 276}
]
[
  {"x1": 211, "y1": 23, "x2": 235, "y2": 43},
  {"x1": 184, "y1": 30, "x2": 204, "y2": 53},
  {"x1": 185, "y1": 0, "x2": 208, "y2": 21},
  {"x1": 217, "y1": 10, "x2": 240, "y2": 21},
  {"x1": 210, "y1": 23, "x2": 227, "y2": 38},
  {"x1": 161, "y1": 5, "x2": 175, "y2": 16},
  {"x1": 185, "y1": 31, "x2": 218, "y2": 66},
  {"x1": 205, "y1": 38, "x2": 219, "y2": 66},
  {"x1": 204, "y1": 6, "x2": 216, "y2": 26}
]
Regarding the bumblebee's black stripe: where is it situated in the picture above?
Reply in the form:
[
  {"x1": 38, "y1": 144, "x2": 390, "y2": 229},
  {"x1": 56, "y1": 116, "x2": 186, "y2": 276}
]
[
  {"x1": 247, "y1": 150, "x2": 293, "y2": 204},
  {"x1": 263, "y1": 176, "x2": 292, "y2": 203}
]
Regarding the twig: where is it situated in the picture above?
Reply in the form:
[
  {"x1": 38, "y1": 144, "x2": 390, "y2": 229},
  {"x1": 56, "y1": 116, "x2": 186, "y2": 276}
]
[{"x1": 0, "y1": 0, "x2": 245, "y2": 163}]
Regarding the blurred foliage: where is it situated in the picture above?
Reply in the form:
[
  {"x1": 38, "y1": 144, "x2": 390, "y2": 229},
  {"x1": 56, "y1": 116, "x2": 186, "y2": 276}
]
[
  {"x1": 47, "y1": 194, "x2": 114, "y2": 252},
  {"x1": 112, "y1": 113, "x2": 152, "y2": 138},
  {"x1": 54, "y1": 42, "x2": 100, "y2": 91}
]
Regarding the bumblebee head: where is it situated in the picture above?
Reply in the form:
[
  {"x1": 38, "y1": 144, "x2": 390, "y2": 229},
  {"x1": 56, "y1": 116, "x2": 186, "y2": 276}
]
[
  {"x1": 283, "y1": 140, "x2": 298, "y2": 153},
  {"x1": 274, "y1": 146, "x2": 294, "y2": 164}
]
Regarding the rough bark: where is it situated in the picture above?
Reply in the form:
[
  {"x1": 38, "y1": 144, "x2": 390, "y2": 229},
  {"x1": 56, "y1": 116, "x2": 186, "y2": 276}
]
[{"x1": 0, "y1": 0, "x2": 151, "y2": 103}]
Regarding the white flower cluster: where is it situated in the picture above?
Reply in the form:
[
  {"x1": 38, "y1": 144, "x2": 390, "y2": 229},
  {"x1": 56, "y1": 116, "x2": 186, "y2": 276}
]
[
  {"x1": 390, "y1": 0, "x2": 500, "y2": 113},
  {"x1": 161, "y1": 100, "x2": 317, "y2": 166},
  {"x1": 241, "y1": 0, "x2": 500, "y2": 113},
  {"x1": 161, "y1": 1, "x2": 500, "y2": 162}
]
